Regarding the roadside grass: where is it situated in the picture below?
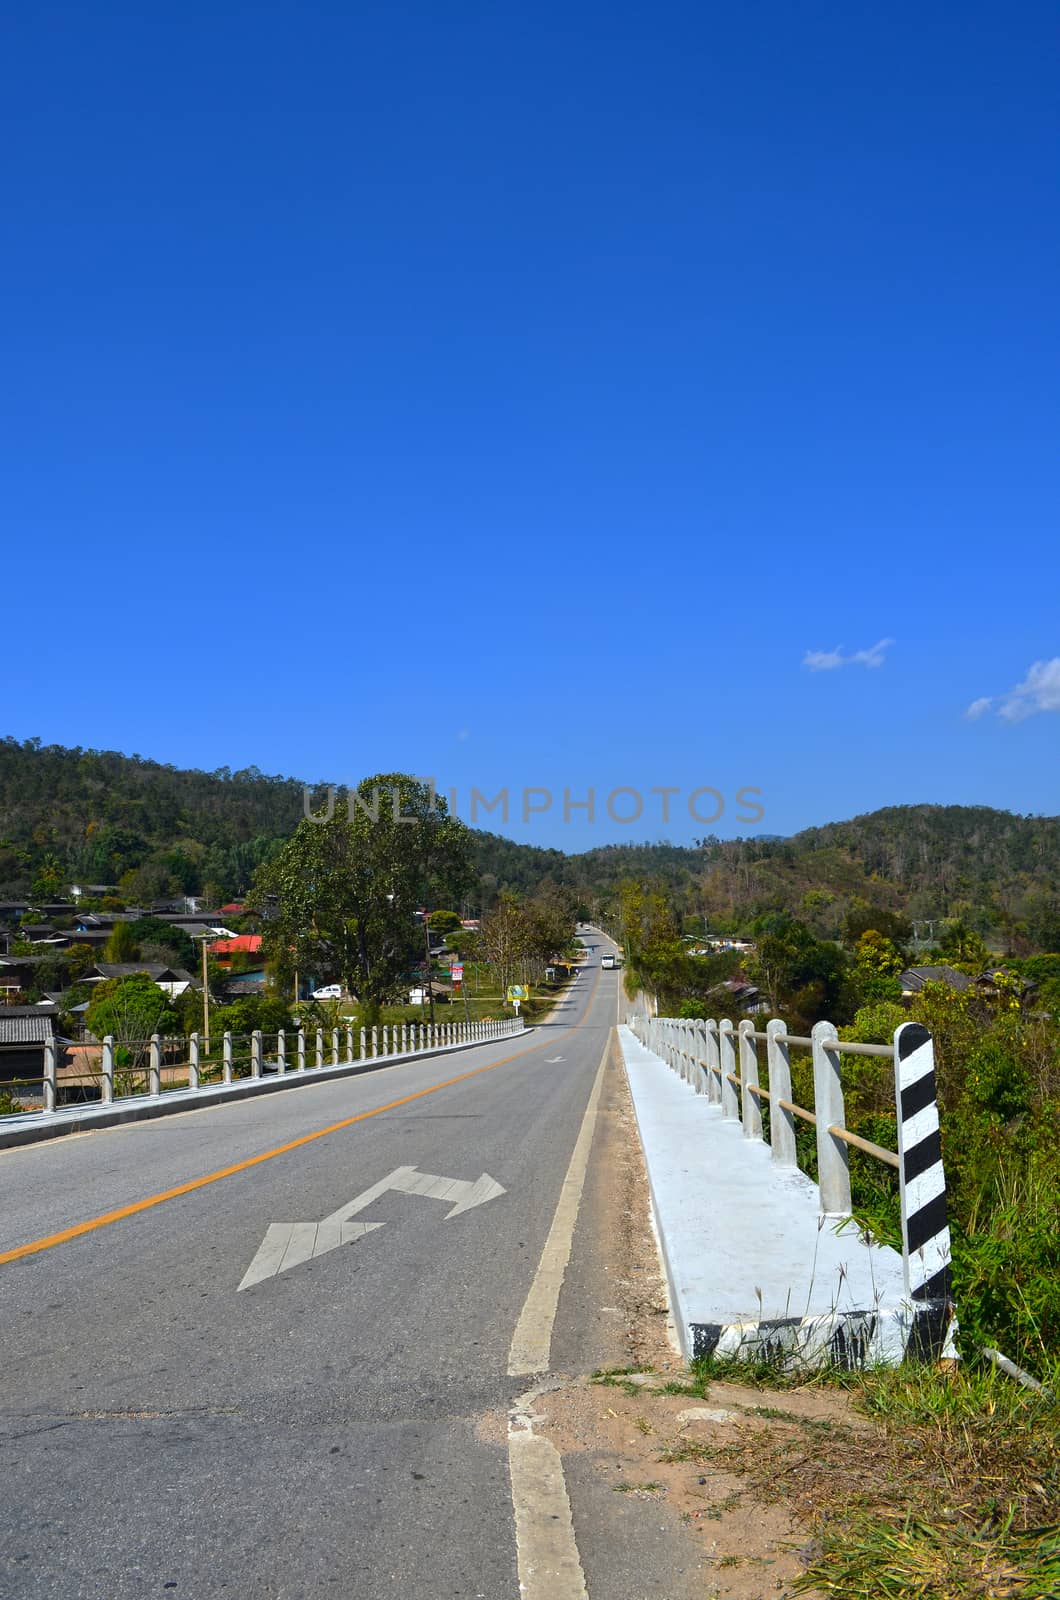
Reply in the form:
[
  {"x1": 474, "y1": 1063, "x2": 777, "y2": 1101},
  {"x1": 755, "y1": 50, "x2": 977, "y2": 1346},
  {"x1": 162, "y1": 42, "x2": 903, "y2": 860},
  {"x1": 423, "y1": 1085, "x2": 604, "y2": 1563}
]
[
  {"x1": 671, "y1": 1355, "x2": 1060, "y2": 1598},
  {"x1": 593, "y1": 1357, "x2": 1060, "y2": 1594}
]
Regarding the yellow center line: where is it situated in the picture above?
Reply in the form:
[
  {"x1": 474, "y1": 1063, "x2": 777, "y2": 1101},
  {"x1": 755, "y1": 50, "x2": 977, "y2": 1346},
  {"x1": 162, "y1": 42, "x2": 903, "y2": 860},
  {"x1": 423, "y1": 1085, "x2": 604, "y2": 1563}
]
[{"x1": 0, "y1": 965, "x2": 604, "y2": 1268}]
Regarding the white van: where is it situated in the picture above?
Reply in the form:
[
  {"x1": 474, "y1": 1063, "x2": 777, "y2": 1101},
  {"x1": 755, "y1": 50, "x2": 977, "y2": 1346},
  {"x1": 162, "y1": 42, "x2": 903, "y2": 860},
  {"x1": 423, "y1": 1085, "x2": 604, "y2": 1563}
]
[{"x1": 601, "y1": 955, "x2": 615, "y2": 969}]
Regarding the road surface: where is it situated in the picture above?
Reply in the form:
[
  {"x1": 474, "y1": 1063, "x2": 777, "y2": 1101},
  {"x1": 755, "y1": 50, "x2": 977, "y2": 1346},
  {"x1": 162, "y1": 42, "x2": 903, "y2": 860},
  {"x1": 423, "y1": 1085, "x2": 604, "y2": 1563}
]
[{"x1": 0, "y1": 939, "x2": 683, "y2": 1599}]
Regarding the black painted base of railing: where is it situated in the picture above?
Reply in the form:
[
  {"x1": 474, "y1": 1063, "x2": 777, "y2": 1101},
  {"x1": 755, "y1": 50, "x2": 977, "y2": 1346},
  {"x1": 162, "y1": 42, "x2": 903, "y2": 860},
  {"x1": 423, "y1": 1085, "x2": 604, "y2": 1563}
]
[{"x1": 691, "y1": 1299, "x2": 958, "y2": 1370}]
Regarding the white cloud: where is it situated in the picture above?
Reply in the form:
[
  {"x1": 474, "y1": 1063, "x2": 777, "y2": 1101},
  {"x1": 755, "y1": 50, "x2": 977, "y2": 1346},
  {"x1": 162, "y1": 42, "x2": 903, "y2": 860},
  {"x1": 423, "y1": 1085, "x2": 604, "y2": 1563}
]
[
  {"x1": 970, "y1": 658, "x2": 1060, "y2": 723},
  {"x1": 803, "y1": 637, "x2": 894, "y2": 672}
]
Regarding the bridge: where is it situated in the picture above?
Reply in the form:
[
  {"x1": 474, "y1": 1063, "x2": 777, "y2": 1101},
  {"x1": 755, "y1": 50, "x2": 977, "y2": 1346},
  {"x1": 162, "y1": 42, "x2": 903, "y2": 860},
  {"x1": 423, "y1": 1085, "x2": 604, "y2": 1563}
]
[{"x1": 0, "y1": 936, "x2": 956, "y2": 1597}]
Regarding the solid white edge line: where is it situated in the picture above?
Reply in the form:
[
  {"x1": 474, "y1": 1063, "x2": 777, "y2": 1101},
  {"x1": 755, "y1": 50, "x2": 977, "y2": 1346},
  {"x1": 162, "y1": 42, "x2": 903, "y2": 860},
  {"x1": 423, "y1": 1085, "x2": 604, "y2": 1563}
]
[
  {"x1": 507, "y1": 1024, "x2": 611, "y2": 1376},
  {"x1": 504, "y1": 946, "x2": 619, "y2": 1600}
]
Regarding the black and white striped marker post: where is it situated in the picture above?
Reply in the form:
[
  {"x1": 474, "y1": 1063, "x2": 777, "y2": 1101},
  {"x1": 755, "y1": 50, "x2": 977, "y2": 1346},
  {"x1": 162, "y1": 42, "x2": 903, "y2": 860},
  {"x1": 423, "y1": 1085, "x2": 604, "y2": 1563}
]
[{"x1": 894, "y1": 1021, "x2": 956, "y2": 1359}]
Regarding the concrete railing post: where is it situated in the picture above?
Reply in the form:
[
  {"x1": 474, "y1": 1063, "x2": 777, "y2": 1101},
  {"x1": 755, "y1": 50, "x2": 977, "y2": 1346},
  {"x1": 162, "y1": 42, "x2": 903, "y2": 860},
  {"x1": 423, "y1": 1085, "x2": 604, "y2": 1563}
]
[
  {"x1": 315, "y1": 1029, "x2": 324, "y2": 1070},
  {"x1": 297, "y1": 1028, "x2": 307, "y2": 1072},
  {"x1": 277, "y1": 1029, "x2": 286, "y2": 1076},
  {"x1": 696, "y1": 1020, "x2": 710, "y2": 1095},
  {"x1": 704, "y1": 1020, "x2": 721, "y2": 1104},
  {"x1": 149, "y1": 1034, "x2": 162, "y2": 1097},
  {"x1": 331, "y1": 1027, "x2": 339, "y2": 1066},
  {"x1": 223, "y1": 1031, "x2": 233, "y2": 1084},
  {"x1": 718, "y1": 1020, "x2": 739, "y2": 1120},
  {"x1": 188, "y1": 1032, "x2": 199, "y2": 1093},
  {"x1": 101, "y1": 1035, "x2": 115, "y2": 1103},
  {"x1": 383, "y1": 1026, "x2": 390, "y2": 1055},
  {"x1": 43, "y1": 1036, "x2": 57, "y2": 1114},
  {"x1": 766, "y1": 1019, "x2": 797, "y2": 1168},
  {"x1": 346, "y1": 1026, "x2": 354, "y2": 1063},
  {"x1": 738, "y1": 1021, "x2": 763, "y2": 1140},
  {"x1": 402, "y1": 1024, "x2": 408, "y2": 1053},
  {"x1": 371, "y1": 1026, "x2": 378, "y2": 1058},
  {"x1": 811, "y1": 1020, "x2": 851, "y2": 1217},
  {"x1": 359, "y1": 1027, "x2": 366, "y2": 1061},
  {"x1": 251, "y1": 1029, "x2": 262, "y2": 1079}
]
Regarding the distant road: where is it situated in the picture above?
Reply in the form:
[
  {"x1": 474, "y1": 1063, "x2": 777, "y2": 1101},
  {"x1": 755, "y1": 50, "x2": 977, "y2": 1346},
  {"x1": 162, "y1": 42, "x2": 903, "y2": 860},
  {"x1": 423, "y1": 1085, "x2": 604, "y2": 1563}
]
[{"x1": 0, "y1": 938, "x2": 653, "y2": 1599}]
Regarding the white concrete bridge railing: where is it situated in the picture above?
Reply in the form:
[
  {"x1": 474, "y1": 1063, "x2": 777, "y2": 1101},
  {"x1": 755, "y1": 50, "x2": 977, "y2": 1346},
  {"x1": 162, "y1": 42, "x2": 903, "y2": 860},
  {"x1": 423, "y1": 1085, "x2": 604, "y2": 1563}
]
[
  {"x1": 0, "y1": 1016, "x2": 525, "y2": 1148},
  {"x1": 626, "y1": 1011, "x2": 956, "y2": 1366}
]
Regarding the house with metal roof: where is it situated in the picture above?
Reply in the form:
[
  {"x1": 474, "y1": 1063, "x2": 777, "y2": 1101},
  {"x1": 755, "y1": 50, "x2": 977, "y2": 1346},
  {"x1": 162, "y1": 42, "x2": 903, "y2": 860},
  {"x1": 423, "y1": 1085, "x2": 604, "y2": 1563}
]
[
  {"x1": 83, "y1": 962, "x2": 196, "y2": 998},
  {"x1": 0, "y1": 1005, "x2": 63, "y2": 1086},
  {"x1": 899, "y1": 965, "x2": 974, "y2": 997}
]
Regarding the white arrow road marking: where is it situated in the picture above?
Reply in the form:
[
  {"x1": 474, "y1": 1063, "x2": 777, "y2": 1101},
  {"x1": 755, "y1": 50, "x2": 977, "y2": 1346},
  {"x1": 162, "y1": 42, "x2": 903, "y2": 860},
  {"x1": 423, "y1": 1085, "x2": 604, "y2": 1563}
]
[
  {"x1": 238, "y1": 1165, "x2": 506, "y2": 1290},
  {"x1": 239, "y1": 1219, "x2": 384, "y2": 1290},
  {"x1": 545, "y1": 1056, "x2": 565, "y2": 1063}
]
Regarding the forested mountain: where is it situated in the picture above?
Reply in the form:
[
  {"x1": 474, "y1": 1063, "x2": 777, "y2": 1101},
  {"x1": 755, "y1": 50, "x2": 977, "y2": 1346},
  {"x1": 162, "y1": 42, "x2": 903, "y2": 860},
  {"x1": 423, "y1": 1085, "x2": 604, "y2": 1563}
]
[
  {"x1": 0, "y1": 738, "x2": 307, "y2": 901},
  {"x1": 1, "y1": 738, "x2": 1058, "y2": 946},
  {"x1": 697, "y1": 805, "x2": 1060, "y2": 946}
]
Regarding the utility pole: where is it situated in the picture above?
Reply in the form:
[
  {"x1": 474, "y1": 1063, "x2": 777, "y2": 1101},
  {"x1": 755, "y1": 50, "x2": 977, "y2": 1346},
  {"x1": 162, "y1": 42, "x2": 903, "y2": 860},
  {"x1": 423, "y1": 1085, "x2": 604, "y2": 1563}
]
[
  {"x1": 201, "y1": 935, "x2": 211, "y2": 1053},
  {"x1": 423, "y1": 911, "x2": 436, "y2": 1026}
]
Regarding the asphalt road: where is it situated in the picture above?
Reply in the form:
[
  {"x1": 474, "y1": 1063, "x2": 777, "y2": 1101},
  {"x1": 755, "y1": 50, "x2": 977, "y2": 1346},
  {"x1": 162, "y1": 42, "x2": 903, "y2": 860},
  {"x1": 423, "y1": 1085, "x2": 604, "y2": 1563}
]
[{"x1": 0, "y1": 943, "x2": 628, "y2": 1599}]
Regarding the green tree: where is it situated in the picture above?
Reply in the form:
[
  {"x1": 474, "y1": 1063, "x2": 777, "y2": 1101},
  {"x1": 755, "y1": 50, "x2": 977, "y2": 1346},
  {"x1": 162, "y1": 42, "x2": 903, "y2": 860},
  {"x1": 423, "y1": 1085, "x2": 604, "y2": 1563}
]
[
  {"x1": 30, "y1": 851, "x2": 65, "y2": 900},
  {"x1": 250, "y1": 773, "x2": 472, "y2": 1026},
  {"x1": 478, "y1": 895, "x2": 531, "y2": 1000},
  {"x1": 446, "y1": 926, "x2": 481, "y2": 960},
  {"x1": 64, "y1": 942, "x2": 97, "y2": 982},
  {"x1": 855, "y1": 930, "x2": 904, "y2": 976},
  {"x1": 751, "y1": 917, "x2": 853, "y2": 1026},
  {"x1": 524, "y1": 890, "x2": 577, "y2": 965},
  {"x1": 86, "y1": 974, "x2": 179, "y2": 1049},
  {"x1": 128, "y1": 917, "x2": 195, "y2": 971},
  {"x1": 104, "y1": 921, "x2": 141, "y2": 963},
  {"x1": 938, "y1": 920, "x2": 989, "y2": 970},
  {"x1": 428, "y1": 909, "x2": 462, "y2": 933}
]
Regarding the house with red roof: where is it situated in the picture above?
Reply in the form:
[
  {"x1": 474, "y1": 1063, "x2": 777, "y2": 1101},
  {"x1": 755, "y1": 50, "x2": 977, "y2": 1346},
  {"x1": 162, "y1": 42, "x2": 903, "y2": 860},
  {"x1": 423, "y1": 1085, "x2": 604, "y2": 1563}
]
[{"x1": 208, "y1": 934, "x2": 263, "y2": 970}]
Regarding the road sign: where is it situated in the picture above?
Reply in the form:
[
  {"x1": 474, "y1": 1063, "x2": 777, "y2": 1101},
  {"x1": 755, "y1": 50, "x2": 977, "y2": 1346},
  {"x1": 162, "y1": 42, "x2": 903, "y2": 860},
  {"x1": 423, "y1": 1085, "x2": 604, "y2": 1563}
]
[
  {"x1": 451, "y1": 963, "x2": 464, "y2": 982},
  {"x1": 506, "y1": 984, "x2": 528, "y2": 1002},
  {"x1": 238, "y1": 1165, "x2": 506, "y2": 1289}
]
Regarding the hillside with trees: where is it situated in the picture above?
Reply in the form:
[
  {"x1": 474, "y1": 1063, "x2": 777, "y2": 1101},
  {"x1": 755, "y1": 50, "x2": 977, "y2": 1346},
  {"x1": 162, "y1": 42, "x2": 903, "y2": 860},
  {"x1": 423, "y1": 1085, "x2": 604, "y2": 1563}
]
[
  {"x1": 696, "y1": 805, "x2": 1060, "y2": 952},
  {"x1": 2, "y1": 740, "x2": 1060, "y2": 952}
]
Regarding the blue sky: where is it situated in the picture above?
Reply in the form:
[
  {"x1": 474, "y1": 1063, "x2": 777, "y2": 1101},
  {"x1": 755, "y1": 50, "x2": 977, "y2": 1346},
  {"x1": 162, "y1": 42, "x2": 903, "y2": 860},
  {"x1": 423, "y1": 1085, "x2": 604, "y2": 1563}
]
[{"x1": 5, "y1": 1, "x2": 1059, "y2": 850}]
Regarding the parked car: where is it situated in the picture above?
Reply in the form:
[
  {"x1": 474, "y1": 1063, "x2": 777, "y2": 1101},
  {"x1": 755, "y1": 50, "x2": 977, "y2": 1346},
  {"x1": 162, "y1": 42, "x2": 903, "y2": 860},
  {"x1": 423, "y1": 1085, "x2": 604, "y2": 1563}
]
[{"x1": 312, "y1": 984, "x2": 342, "y2": 999}]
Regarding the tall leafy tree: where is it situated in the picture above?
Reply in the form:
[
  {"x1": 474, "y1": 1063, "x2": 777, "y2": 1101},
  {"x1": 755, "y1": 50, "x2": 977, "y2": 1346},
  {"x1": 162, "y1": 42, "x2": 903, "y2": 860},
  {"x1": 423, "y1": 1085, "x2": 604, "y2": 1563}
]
[
  {"x1": 478, "y1": 895, "x2": 532, "y2": 1000},
  {"x1": 104, "y1": 921, "x2": 141, "y2": 963},
  {"x1": 250, "y1": 773, "x2": 472, "y2": 1024},
  {"x1": 86, "y1": 974, "x2": 180, "y2": 1053}
]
